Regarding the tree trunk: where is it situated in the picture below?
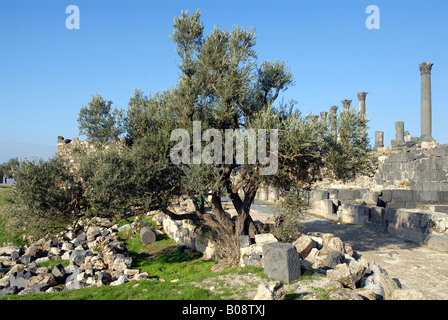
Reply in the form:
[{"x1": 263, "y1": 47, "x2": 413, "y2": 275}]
[{"x1": 201, "y1": 184, "x2": 259, "y2": 265}]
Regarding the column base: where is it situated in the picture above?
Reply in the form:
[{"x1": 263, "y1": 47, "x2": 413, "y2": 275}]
[
  {"x1": 419, "y1": 134, "x2": 434, "y2": 142},
  {"x1": 391, "y1": 140, "x2": 406, "y2": 151}
]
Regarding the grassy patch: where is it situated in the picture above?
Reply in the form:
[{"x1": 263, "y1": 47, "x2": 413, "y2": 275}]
[{"x1": 0, "y1": 185, "x2": 14, "y2": 207}]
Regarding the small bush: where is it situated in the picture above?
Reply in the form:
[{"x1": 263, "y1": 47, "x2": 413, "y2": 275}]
[
  {"x1": 271, "y1": 192, "x2": 308, "y2": 242},
  {"x1": 13, "y1": 157, "x2": 83, "y2": 217}
]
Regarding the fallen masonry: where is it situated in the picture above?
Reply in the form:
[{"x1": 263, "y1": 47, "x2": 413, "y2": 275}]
[
  {"x1": 0, "y1": 217, "x2": 158, "y2": 296},
  {"x1": 0, "y1": 201, "x2": 423, "y2": 299}
]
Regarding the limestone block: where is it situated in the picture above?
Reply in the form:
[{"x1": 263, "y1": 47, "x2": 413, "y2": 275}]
[
  {"x1": 255, "y1": 233, "x2": 278, "y2": 255},
  {"x1": 293, "y1": 234, "x2": 316, "y2": 259},
  {"x1": 340, "y1": 204, "x2": 369, "y2": 225}
]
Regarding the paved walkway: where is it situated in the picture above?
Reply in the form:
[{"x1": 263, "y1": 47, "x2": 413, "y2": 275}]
[{"x1": 299, "y1": 215, "x2": 448, "y2": 300}]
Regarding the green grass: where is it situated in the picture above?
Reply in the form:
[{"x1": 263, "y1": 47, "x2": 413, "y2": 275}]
[
  {"x1": 0, "y1": 185, "x2": 13, "y2": 207},
  {"x1": 0, "y1": 185, "x2": 25, "y2": 246}
]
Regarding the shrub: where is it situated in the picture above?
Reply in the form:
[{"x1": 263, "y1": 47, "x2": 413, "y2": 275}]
[
  {"x1": 271, "y1": 191, "x2": 308, "y2": 242},
  {"x1": 13, "y1": 157, "x2": 83, "y2": 218}
]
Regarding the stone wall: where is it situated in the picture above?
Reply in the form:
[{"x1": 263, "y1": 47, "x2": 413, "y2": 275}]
[
  {"x1": 374, "y1": 144, "x2": 448, "y2": 191},
  {"x1": 307, "y1": 191, "x2": 448, "y2": 252},
  {"x1": 56, "y1": 136, "x2": 126, "y2": 172}
]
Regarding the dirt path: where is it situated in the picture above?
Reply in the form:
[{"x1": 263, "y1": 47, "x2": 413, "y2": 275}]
[{"x1": 299, "y1": 215, "x2": 448, "y2": 300}]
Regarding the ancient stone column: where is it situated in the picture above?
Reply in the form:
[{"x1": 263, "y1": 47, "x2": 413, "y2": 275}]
[
  {"x1": 341, "y1": 100, "x2": 352, "y2": 111},
  {"x1": 419, "y1": 62, "x2": 434, "y2": 140},
  {"x1": 357, "y1": 92, "x2": 368, "y2": 114},
  {"x1": 320, "y1": 111, "x2": 328, "y2": 124},
  {"x1": 330, "y1": 106, "x2": 338, "y2": 142},
  {"x1": 374, "y1": 131, "x2": 384, "y2": 150},
  {"x1": 395, "y1": 121, "x2": 405, "y2": 144}
]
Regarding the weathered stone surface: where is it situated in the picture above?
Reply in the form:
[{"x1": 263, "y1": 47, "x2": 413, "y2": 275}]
[
  {"x1": 25, "y1": 245, "x2": 41, "y2": 258},
  {"x1": 340, "y1": 204, "x2": 369, "y2": 225},
  {"x1": 0, "y1": 285, "x2": 19, "y2": 296},
  {"x1": 348, "y1": 258, "x2": 367, "y2": 283},
  {"x1": 326, "y1": 263, "x2": 356, "y2": 289},
  {"x1": 253, "y1": 281, "x2": 285, "y2": 300},
  {"x1": 140, "y1": 227, "x2": 156, "y2": 245},
  {"x1": 242, "y1": 253, "x2": 261, "y2": 267},
  {"x1": 124, "y1": 269, "x2": 139, "y2": 276},
  {"x1": 329, "y1": 288, "x2": 363, "y2": 300},
  {"x1": 111, "y1": 275, "x2": 128, "y2": 286},
  {"x1": 367, "y1": 262, "x2": 400, "y2": 300},
  {"x1": 97, "y1": 271, "x2": 113, "y2": 285},
  {"x1": 118, "y1": 224, "x2": 131, "y2": 232},
  {"x1": 320, "y1": 236, "x2": 345, "y2": 255},
  {"x1": 262, "y1": 242, "x2": 301, "y2": 283},
  {"x1": 28, "y1": 273, "x2": 57, "y2": 287},
  {"x1": 70, "y1": 249, "x2": 87, "y2": 266},
  {"x1": 355, "y1": 288, "x2": 378, "y2": 300},
  {"x1": 325, "y1": 251, "x2": 344, "y2": 269},
  {"x1": 0, "y1": 246, "x2": 23, "y2": 256},
  {"x1": 255, "y1": 233, "x2": 278, "y2": 255},
  {"x1": 51, "y1": 264, "x2": 66, "y2": 280},
  {"x1": 293, "y1": 234, "x2": 316, "y2": 259}
]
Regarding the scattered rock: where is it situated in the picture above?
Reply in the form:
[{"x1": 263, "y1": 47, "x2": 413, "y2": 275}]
[
  {"x1": 325, "y1": 251, "x2": 345, "y2": 269},
  {"x1": 254, "y1": 233, "x2": 278, "y2": 255},
  {"x1": 253, "y1": 281, "x2": 285, "y2": 300},
  {"x1": 326, "y1": 263, "x2": 356, "y2": 289},
  {"x1": 293, "y1": 234, "x2": 316, "y2": 259}
]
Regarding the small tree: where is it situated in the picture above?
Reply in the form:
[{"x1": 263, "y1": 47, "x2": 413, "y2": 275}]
[
  {"x1": 0, "y1": 157, "x2": 20, "y2": 182},
  {"x1": 78, "y1": 94, "x2": 125, "y2": 144}
]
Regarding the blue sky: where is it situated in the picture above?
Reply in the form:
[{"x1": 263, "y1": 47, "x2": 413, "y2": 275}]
[{"x1": 0, "y1": 0, "x2": 447, "y2": 163}]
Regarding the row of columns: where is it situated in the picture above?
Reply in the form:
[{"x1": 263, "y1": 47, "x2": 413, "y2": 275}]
[{"x1": 325, "y1": 93, "x2": 369, "y2": 143}]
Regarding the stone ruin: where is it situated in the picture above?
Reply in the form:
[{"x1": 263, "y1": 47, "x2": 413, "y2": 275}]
[{"x1": 375, "y1": 62, "x2": 437, "y2": 151}]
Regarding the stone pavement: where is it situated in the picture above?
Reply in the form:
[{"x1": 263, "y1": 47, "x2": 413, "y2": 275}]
[{"x1": 299, "y1": 215, "x2": 448, "y2": 300}]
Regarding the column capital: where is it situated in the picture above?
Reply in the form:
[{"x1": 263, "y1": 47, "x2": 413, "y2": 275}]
[
  {"x1": 330, "y1": 105, "x2": 338, "y2": 113},
  {"x1": 357, "y1": 92, "x2": 368, "y2": 101},
  {"x1": 419, "y1": 62, "x2": 434, "y2": 75},
  {"x1": 341, "y1": 100, "x2": 352, "y2": 109}
]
